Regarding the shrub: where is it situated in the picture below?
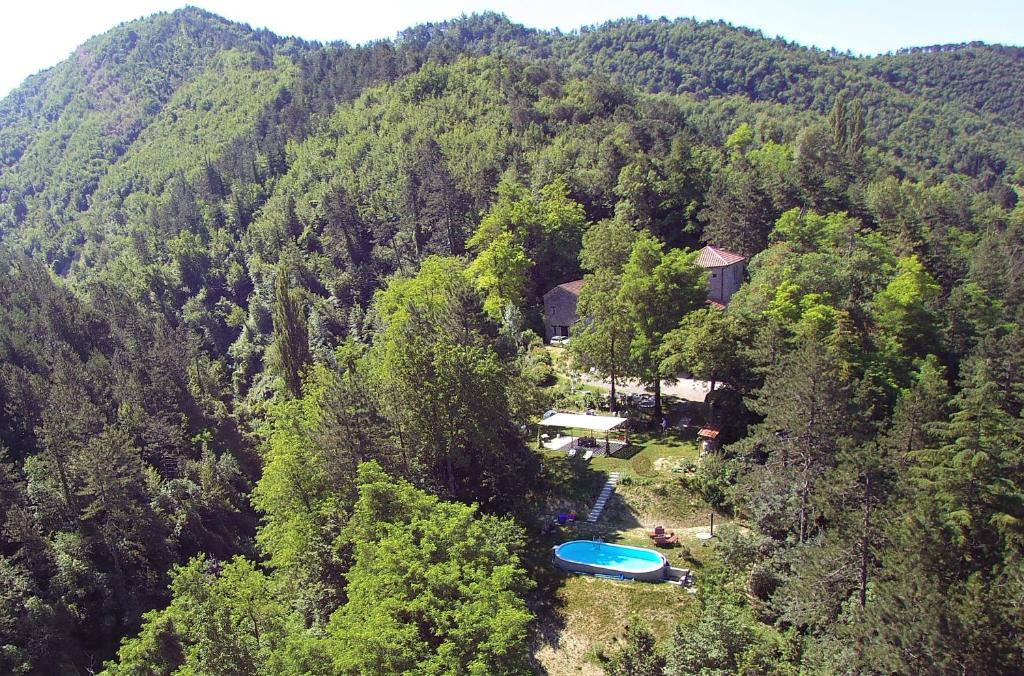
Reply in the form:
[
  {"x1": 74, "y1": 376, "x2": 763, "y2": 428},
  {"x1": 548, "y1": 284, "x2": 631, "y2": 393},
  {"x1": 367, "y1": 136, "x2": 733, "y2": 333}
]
[
  {"x1": 676, "y1": 459, "x2": 696, "y2": 473},
  {"x1": 525, "y1": 347, "x2": 556, "y2": 386},
  {"x1": 525, "y1": 360, "x2": 555, "y2": 386},
  {"x1": 715, "y1": 524, "x2": 766, "y2": 572},
  {"x1": 630, "y1": 455, "x2": 655, "y2": 476},
  {"x1": 748, "y1": 563, "x2": 781, "y2": 601},
  {"x1": 687, "y1": 455, "x2": 737, "y2": 509}
]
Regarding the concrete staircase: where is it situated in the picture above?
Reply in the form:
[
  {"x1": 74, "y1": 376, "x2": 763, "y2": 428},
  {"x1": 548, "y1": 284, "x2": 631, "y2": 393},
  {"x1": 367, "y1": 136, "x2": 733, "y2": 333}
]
[{"x1": 587, "y1": 472, "x2": 621, "y2": 522}]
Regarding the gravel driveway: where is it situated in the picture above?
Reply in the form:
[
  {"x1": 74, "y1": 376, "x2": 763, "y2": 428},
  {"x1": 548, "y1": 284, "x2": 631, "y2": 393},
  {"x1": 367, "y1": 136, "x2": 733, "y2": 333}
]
[{"x1": 578, "y1": 373, "x2": 713, "y2": 403}]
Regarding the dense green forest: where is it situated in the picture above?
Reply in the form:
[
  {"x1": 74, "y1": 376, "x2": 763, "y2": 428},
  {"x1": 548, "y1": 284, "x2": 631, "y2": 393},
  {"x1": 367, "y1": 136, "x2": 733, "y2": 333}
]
[{"x1": 0, "y1": 7, "x2": 1022, "y2": 674}]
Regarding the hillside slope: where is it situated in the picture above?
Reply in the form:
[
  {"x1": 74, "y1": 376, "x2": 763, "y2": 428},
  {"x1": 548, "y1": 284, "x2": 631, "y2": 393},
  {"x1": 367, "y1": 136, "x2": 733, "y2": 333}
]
[
  {"x1": 0, "y1": 9, "x2": 287, "y2": 206},
  {"x1": 0, "y1": 9, "x2": 1023, "y2": 674},
  {"x1": 3, "y1": 10, "x2": 1022, "y2": 265},
  {"x1": 400, "y1": 15, "x2": 1024, "y2": 176}
]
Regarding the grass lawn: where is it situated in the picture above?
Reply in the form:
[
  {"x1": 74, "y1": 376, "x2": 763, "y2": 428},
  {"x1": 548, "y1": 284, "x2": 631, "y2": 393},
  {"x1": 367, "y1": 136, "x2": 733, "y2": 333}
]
[
  {"x1": 527, "y1": 424, "x2": 731, "y2": 674},
  {"x1": 590, "y1": 428, "x2": 728, "y2": 531},
  {"x1": 527, "y1": 352, "x2": 739, "y2": 674},
  {"x1": 532, "y1": 573, "x2": 692, "y2": 675}
]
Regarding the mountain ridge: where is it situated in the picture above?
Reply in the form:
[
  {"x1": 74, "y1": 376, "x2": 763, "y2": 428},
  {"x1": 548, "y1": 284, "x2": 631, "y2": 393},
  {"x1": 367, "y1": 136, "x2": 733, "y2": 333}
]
[{"x1": 1, "y1": 8, "x2": 1023, "y2": 674}]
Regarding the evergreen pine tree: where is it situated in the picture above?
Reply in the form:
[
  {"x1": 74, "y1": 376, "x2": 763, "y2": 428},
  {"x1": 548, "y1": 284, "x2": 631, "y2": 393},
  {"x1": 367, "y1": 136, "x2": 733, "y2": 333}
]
[{"x1": 272, "y1": 263, "x2": 312, "y2": 398}]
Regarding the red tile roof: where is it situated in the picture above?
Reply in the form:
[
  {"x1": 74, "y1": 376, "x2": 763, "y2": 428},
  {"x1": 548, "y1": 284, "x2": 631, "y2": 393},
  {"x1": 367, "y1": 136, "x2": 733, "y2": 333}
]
[
  {"x1": 698, "y1": 424, "x2": 722, "y2": 439},
  {"x1": 696, "y1": 245, "x2": 746, "y2": 268},
  {"x1": 707, "y1": 299, "x2": 726, "y2": 311},
  {"x1": 556, "y1": 279, "x2": 585, "y2": 296}
]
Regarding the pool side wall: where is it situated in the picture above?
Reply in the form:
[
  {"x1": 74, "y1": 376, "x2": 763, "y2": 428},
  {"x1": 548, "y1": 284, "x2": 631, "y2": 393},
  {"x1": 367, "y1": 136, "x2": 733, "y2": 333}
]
[{"x1": 553, "y1": 551, "x2": 667, "y2": 581}]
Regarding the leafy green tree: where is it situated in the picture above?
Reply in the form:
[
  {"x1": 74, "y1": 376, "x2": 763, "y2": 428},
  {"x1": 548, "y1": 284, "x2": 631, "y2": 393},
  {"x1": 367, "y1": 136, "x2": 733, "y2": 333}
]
[
  {"x1": 467, "y1": 177, "x2": 587, "y2": 316},
  {"x1": 105, "y1": 556, "x2": 299, "y2": 676},
  {"x1": 572, "y1": 271, "x2": 634, "y2": 413},
  {"x1": 612, "y1": 151, "x2": 704, "y2": 246},
  {"x1": 619, "y1": 234, "x2": 707, "y2": 419},
  {"x1": 320, "y1": 462, "x2": 533, "y2": 675},
  {"x1": 748, "y1": 140, "x2": 800, "y2": 215},
  {"x1": 872, "y1": 255, "x2": 942, "y2": 366},
  {"x1": 250, "y1": 364, "x2": 352, "y2": 620},
  {"x1": 579, "y1": 217, "x2": 638, "y2": 272},
  {"x1": 466, "y1": 230, "x2": 531, "y2": 321},
  {"x1": 371, "y1": 257, "x2": 535, "y2": 507},
  {"x1": 571, "y1": 218, "x2": 639, "y2": 412},
  {"x1": 769, "y1": 208, "x2": 861, "y2": 254},
  {"x1": 725, "y1": 122, "x2": 754, "y2": 156},
  {"x1": 661, "y1": 307, "x2": 744, "y2": 393}
]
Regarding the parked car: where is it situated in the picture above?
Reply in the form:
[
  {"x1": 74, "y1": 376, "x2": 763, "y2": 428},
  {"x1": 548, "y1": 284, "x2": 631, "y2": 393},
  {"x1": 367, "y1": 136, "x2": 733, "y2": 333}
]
[{"x1": 550, "y1": 335, "x2": 570, "y2": 347}]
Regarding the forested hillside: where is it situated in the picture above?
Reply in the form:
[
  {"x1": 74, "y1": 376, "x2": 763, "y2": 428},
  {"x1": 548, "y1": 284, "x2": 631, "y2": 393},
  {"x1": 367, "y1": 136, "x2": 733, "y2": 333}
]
[{"x1": 0, "y1": 7, "x2": 1022, "y2": 674}]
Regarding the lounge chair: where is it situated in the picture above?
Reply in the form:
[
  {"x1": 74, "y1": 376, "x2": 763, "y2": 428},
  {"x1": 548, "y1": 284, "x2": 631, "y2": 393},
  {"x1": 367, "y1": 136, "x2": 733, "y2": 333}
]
[
  {"x1": 648, "y1": 525, "x2": 666, "y2": 538},
  {"x1": 583, "y1": 450, "x2": 594, "y2": 461},
  {"x1": 654, "y1": 532, "x2": 678, "y2": 547}
]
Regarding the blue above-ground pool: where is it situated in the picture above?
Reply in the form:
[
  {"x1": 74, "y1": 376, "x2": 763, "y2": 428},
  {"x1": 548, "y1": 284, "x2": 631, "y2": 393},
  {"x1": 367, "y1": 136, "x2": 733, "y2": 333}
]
[{"x1": 554, "y1": 540, "x2": 668, "y2": 581}]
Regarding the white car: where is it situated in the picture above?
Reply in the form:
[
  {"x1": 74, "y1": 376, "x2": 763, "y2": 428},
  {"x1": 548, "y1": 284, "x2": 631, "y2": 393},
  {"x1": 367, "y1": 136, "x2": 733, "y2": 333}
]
[{"x1": 550, "y1": 335, "x2": 570, "y2": 347}]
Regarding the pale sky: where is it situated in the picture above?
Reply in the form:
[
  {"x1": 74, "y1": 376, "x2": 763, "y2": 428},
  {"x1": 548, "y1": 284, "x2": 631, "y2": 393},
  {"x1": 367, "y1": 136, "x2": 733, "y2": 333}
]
[{"x1": 2, "y1": 0, "x2": 1023, "y2": 98}]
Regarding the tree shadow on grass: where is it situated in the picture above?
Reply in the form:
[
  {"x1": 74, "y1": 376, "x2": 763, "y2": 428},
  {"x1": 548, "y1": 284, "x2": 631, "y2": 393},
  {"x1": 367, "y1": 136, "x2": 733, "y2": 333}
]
[
  {"x1": 608, "y1": 444, "x2": 642, "y2": 460},
  {"x1": 522, "y1": 529, "x2": 575, "y2": 673},
  {"x1": 533, "y1": 451, "x2": 606, "y2": 506}
]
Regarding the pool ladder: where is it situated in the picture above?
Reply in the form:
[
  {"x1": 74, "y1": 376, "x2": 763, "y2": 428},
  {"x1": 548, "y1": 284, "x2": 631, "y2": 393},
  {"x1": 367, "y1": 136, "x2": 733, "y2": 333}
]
[{"x1": 586, "y1": 472, "x2": 621, "y2": 523}]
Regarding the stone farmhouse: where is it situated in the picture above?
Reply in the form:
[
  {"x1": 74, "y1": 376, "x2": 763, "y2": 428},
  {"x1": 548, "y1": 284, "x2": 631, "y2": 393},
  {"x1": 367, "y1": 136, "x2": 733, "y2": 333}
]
[
  {"x1": 542, "y1": 279, "x2": 584, "y2": 342},
  {"x1": 542, "y1": 245, "x2": 746, "y2": 343}
]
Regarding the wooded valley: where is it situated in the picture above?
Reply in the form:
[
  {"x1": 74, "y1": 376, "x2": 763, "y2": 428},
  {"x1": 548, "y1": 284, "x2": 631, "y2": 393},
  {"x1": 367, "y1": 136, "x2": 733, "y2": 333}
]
[{"x1": 0, "y1": 8, "x2": 1022, "y2": 674}]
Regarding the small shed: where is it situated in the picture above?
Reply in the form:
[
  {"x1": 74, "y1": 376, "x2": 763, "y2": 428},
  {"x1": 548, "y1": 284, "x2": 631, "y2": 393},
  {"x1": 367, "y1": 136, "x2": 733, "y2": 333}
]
[
  {"x1": 697, "y1": 423, "x2": 722, "y2": 455},
  {"x1": 538, "y1": 412, "x2": 629, "y2": 455},
  {"x1": 542, "y1": 279, "x2": 584, "y2": 342}
]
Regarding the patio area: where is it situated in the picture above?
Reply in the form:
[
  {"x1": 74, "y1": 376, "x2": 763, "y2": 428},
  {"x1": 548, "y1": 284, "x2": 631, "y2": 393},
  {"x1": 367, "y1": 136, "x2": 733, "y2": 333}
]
[{"x1": 538, "y1": 412, "x2": 630, "y2": 457}]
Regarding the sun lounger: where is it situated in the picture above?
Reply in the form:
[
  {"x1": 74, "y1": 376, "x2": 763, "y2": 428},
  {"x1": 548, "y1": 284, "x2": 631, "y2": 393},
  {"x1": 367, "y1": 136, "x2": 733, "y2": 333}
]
[
  {"x1": 654, "y1": 532, "x2": 678, "y2": 546},
  {"x1": 583, "y1": 450, "x2": 594, "y2": 461},
  {"x1": 649, "y1": 525, "x2": 666, "y2": 538}
]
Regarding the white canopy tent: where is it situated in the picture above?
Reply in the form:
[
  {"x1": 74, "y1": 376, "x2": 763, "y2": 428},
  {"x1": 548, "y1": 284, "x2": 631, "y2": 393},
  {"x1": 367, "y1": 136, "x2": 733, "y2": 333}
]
[
  {"x1": 538, "y1": 413, "x2": 628, "y2": 432},
  {"x1": 537, "y1": 412, "x2": 629, "y2": 454}
]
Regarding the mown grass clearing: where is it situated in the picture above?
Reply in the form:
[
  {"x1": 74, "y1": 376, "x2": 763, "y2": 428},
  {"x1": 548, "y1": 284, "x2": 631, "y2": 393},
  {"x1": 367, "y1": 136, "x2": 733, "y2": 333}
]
[
  {"x1": 532, "y1": 573, "x2": 693, "y2": 675},
  {"x1": 528, "y1": 423, "x2": 731, "y2": 674}
]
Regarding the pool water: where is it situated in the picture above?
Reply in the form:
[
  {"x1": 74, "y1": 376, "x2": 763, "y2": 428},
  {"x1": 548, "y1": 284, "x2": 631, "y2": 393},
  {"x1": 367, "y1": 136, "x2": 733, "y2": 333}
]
[{"x1": 556, "y1": 540, "x2": 665, "y2": 573}]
